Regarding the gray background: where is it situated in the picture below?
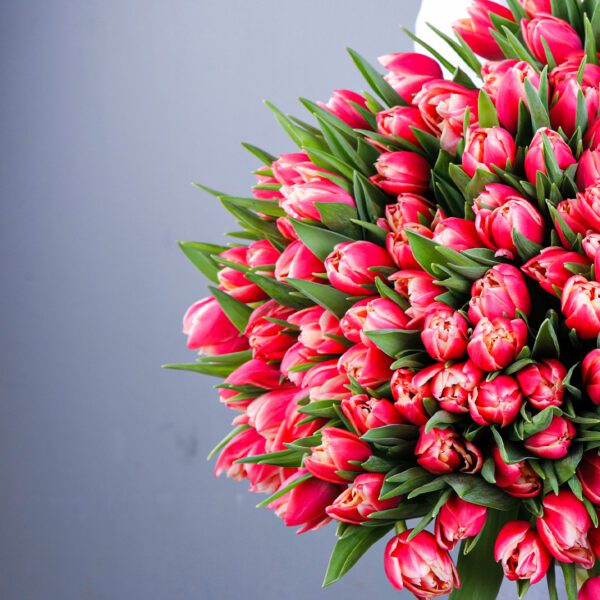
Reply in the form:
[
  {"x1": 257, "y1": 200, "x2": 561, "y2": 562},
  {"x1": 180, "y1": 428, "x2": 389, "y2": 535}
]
[{"x1": 0, "y1": 1, "x2": 556, "y2": 599}]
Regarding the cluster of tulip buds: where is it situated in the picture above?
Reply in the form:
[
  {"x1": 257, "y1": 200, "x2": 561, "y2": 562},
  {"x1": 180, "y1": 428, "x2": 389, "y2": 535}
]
[{"x1": 171, "y1": 0, "x2": 600, "y2": 598}]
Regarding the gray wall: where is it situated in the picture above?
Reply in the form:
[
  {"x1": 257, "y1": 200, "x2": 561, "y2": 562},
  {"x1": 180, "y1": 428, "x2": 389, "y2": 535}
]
[{"x1": 0, "y1": 1, "x2": 557, "y2": 599}]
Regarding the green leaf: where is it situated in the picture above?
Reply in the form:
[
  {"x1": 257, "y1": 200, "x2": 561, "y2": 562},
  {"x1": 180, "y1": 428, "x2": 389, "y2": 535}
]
[
  {"x1": 219, "y1": 195, "x2": 285, "y2": 218},
  {"x1": 426, "y1": 23, "x2": 482, "y2": 74},
  {"x1": 286, "y1": 278, "x2": 353, "y2": 318},
  {"x1": 363, "y1": 329, "x2": 423, "y2": 358},
  {"x1": 255, "y1": 472, "x2": 312, "y2": 509},
  {"x1": 240, "y1": 142, "x2": 276, "y2": 166},
  {"x1": 178, "y1": 241, "x2": 222, "y2": 283},
  {"x1": 207, "y1": 424, "x2": 251, "y2": 461},
  {"x1": 162, "y1": 362, "x2": 234, "y2": 378},
  {"x1": 264, "y1": 101, "x2": 327, "y2": 151},
  {"x1": 322, "y1": 524, "x2": 393, "y2": 587},
  {"x1": 289, "y1": 218, "x2": 353, "y2": 261},
  {"x1": 444, "y1": 474, "x2": 516, "y2": 511},
  {"x1": 479, "y1": 89, "x2": 500, "y2": 128},
  {"x1": 361, "y1": 424, "x2": 419, "y2": 445},
  {"x1": 244, "y1": 272, "x2": 311, "y2": 309},
  {"x1": 425, "y1": 410, "x2": 465, "y2": 433},
  {"x1": 208, "y1": 286, "x2": 253, "y2": 333},
  {"x1": 531, "y1": 316, "x2": 560, "y2": 358},
  {"x1": 220, "y1": 199, "x2": 286, "y2": 248},
  {"x1": 405, "y1": 229, "x2": 440, "y2": 276},
  {"x1": 402, "y1": 27, "x2": 455, "y2": 73},
  {"x1": 560, "y1": 562, "x2": 578, "y2": 600},
  {"x1": 236, "y1": 449, "x2": 304, "y2": 467},
  {"x1": 316, "y1": 202, "x2": 361, "y2": 238}
]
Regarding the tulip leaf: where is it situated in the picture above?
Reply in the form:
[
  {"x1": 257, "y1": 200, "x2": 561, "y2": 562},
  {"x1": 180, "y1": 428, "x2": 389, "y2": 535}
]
[
  {"x1": 178, "y1": 241, "x2": 222, "y2": 283},
  {"x1": 443, "y1": 474, "x2": 516, "y2": 511},
  {"x1": 255, "y1": 472, "x2": 312, "y2": 509},
  {"x1": 235, "y1": 449, "x2": 304, "y2": 467},
  {"x1": 405, "y1": 229, "x2": 441, "y2": 276},
  {"x1": 264, "y1": 101, "x2": 327, "y2": 152},
  {"x1": 363, "y1": 328, "x2": 423, "y2": 358},
  {"x1": 286, "y1": 278, "x2": 353, "y2": 318},
  {"x1": 206, "y1": 424, "x2": 251, "y2": 461},
  {"x1": 424, "y1": 410, "x2": 465, "y2": 433},
  {"x1": 531, "y1": 317, "x2": 561, "y2": 358},
  {"x1": 315, "y1": 202, "x2": 361, "y2": 238},
  {"x1": 289, "y1": 218, "x2": 353, "y2": 261},
  {"x1": 219, "y1": 195, "x2": 285, "y2": 218},
  {"x1": 322, "y1": 524, "x2": 393, "y2": 587},
  {"x1": 240, "y1": 142, "x2": 276, "y2": 166},
  {"x1": 244, "y1": 272, "x2": 312, "y2": 309},
  {"x1": 208, "y1": 286, "x2": 253, "y2": 333},
  {"x1": 361, "y1": 424, "x2": 419, "y2": 445},
  {"x1": 162, "y1": 350, "x2": 252, "y2": 378}
]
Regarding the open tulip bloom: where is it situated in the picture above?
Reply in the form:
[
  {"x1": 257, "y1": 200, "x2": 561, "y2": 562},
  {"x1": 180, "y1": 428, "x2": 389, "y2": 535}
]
[{"x1": 168, "y1": 1, "x2": 600, "y2": 598}]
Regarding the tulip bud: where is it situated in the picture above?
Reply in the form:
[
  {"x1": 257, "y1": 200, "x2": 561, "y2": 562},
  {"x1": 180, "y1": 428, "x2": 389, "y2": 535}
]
[
  {"x1": 462, "y1": 126, "x2": 516, "y2": 177},
  {"x1": 289, "y1": 306, "x2": 347, "y2": 356},
  {"x1": 554, "y1": 199, "x2": 589, "y2": 248},
  {"x1": 494, "y1": 521, "x2": 551, "y2": 584},
  {"x1": 325, "y1": 241, "x2": 395, "y2": 296},
  {"x1": 183, "y1": 297, "x2": 248, "y2": 354},
  {"x1": 524, "y1": 128, "x2": 577, "y2": 185},
  {"x1": 275, "y1": 217, "x2": 298, "y2": 241},
  {"x1": 413, "y1": 80, "x2": 479, "y2": 153},
  {"x1": 421, "y1": 303, "x2": 469, "y2": 362},
  {"x1": 376, "y1": 105, "x2": 430, "y2": 145},
  {"x1": 583, "y1": 232, "x2": 600, "y2": 260},
  {"x1": 280, "y1": 343, "x2": 313, "y2": 386},
  {"x1": 303, "y1": 361, "x2": 351, "y2": 403},
  {"x1": 516, "y1": 359, "x2": 566, "y2": 410},
  {"x1": 583, "y1": 349, "x2": 600, "y2": 405},
  {"x1": 390, "y1": 269, "x2": 443, "y2": 322},
  {"x1": 467, "y1": 317, "x2": 528, "y2": 372},
  {"x1": 580, "y1": 578, "x2": 600, "y2": 600},
  {"x1": 386, "y1": 222, "x2": 433, "y2": 269},
  {"x1": 469, "y1": 263, "x2": 531, "y2": 324},
  {"x1": 452, "y1": 0, "x2": 514, "y2": 60},
  {"x1": 469, "y1": 375, "x2": 523, "y2": 427},
  {"x1": 552, "y1": 79, "x2": 599, "y2": 139},
  {"x1": 523, "y1": 247, "x2": 591, "y2": 296},
  {"x1": 269, "y1": 469, "x2": 343, "y2": 533},
  {"x1": 217, "y1": 246, "x2": 267, "y2": 303},
  {"x1": 432, "y1": 217, "x2": 482, "y2": 251},
  {"x1": 272, "y1": 152, "x2": 318, "y2": 186},
  {"x1": 385, "y1": 194, "x2": 434, "y2": 231},
  {"x1": 519, "y1": 0, "x2": 551, "y2": 16},
  {"x1": 524, "y1": 415, "x2": 576, "y2": 459},
  {"x1": 416, "y1": 427, "x2": 483, "y2": 475},
  {"x1": 492, "y1": 447, "x2": 542, "y2": 498},
  {"x1": 360, "y1": 297, "x2": 412, "y2": 348},
  {"x1": 378, "y1": 52, "x2": 443, "y2": 103},
  {"x1": 429, "y1": 360, "x2": 483, "y2": 414},
  {"x1": 391, "y1": 368, "x2": 429, "y2": 425},
  {"x1": 384, "y1": 530, "x2": 460, "y2": 596},
  {"x1": 586, "y1": 118, "x2": 600, "y2": 150},
  {"x1": 280, "y1": 180, "x2": 355, "y2": 221},
  {"x1": 319, "y1": 89, "x2": 368, "y2": 129},
  {"x1": 341, "y1": 394, "x2": 404, "y2": 434},
  {"x1": 340, "y1": 299, "x2": 371, "y2": 343},
  {"x1": 536, "y1": 490, "x2": 594, "y2": 568},
  {"x1": 496, "y1": 61, "x2": 541, "y2": 133},
  {"x1": 370, "y1": 151, "x2": 431, "y2": 195},
  {"x1": 435, "y1": 494, "x2": 487, "y2": 551},
  {"x1": 246, "y1": 387, "x2": 299, "y2": 440},
  {"x1": 326, "y1": 473, "x2": 398, "y2": 524},
  {"x1": 578, "y1": 451, "x2": 600, "y2": 505},
  {"x1": 562, "y1": 275, "x2": 600, "y2": 339},
  {"x1": 245, "y1": 300, "x2": 296, "y2": 361},
  {"x1": 338, "y1": 343, "x2": 393, "y2": 388},
  {"x1": 252, "y1": 167, "x2": 282, "y2": 200},
  {"x1": 576, "y1": 181, "x2": 600, "y2": 232},
  {"x1": 275, "y1": 239, "x2": 324, "y2": 283},
  {"x1": 303, "y1": 427, "x2": 371, "y2": 484},
  {"x1": 522, "y1": 15, "x2": 582, "y2": 65}
]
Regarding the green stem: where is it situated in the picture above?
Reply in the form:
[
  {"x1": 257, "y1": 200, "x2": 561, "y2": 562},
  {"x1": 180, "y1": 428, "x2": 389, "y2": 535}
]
[
  {"x1": 394, "y1": 520, "x2": 407, "y2": 535},
  {"x1": 546, "y1": 561, "x2": 558, "y2": 600},
  {"x1": 561, "y1": 562, "x2": 578, "y2": 600}
]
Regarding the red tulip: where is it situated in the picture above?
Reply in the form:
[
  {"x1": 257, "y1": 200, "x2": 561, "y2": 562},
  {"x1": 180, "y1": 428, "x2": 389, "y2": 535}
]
[
  {"x1": 536, "y1": 490, "x2": 594, "y2": 568},
  {"x1": 580, "y1": 577, "x2": 600, "y2": 600},
  {"x1": 554, "y1": 199, "x2": 590, "y2": 248},
  {"x1": 432, "y1": 217, "x2": 482, "y2": 251},
  {"x1": 384, "y1": 530, "x2": 460, "y2": 596},
  {"x1": 435, "y1": 494, "x2": 487, "y2": 551},
  {"x1": 428, "y1": 360, "x2": 483, "y2": 414},
  {"x1": 583, "y1": 349, "x2": 600, "y2": 405},
  {"x1": 289, "y1": 306, "x2": 347, "y2": 355},
  {"x1": 586, "y1": 118, "x2": 600, "y2": 150},
  {"x1": 525, "y1": 128, "x2": 577, "y2": 185},
  {"x1": 376, "y1": 105, "x2": 430, "y2": 145},
  {"x1": 578, "y1": 451, "x2": 600, "y2": 505},
  {"x1": 303, "y1": 427, "x2": 371, "y2": 484},
  {"x1": 519, "y1": 0, "x2": 551, "y2": 16},
  {"x1": 467, "y1": 316, "x2": 528, "y2": 372},
  {"x1": 576, "y1": 181, "x2": 600, "y2": 232},
  {"x1": 492, "y1": 447, "x2": 541, "y2": 498},
  {"x1": 386, "y1": 222, "x2": 433, "y2": 269},
  {"x1": 319, "y1": 89, "x2": 368, "y2": 129},
  {"x1": 462, "y1": 126, "x2": 516, "y2": 177},
  {"x1": 370, "y1": 151, "x2": 431, "y2": 195},
  {"x1": 468, "y1": 262, "x2": 531, "y2": 324},
  {"x1": 496, "y1": 61, "x2": 541, "y2": 133},
  {"x1": 516, "y1": 359, "x2": 566, "y2": 410},
  {"x1": 275, "y1": 239, "x2": 323, "y2": 283},
  {"x1": 280, "y1": 180, "x2": 355, "y2": 221},
  {"x1": 482, "y1": 59, "x2": 519, "y2": 100},
  {"x1": 183, "y1": 296, "x2": 248, "y2": 354},
  {"x1": 360, "y1": 297, "x2": 411, "y2": 348},
  {"x1": 524, "y1": 415, "x2": 576, "y2": 459},
  {"x1": 245, "y1": 300, "x2": 296, "y2": 361},
  {"x1": 338, "y1": 343, "x2": 393, "y2": 388},
  {"x1": 303, "y1": 361, "x2": 351, "y2": 403},
  {"x1": 379, "y1": 52, "x2": 443, "y2": 103},
  {"x1": 421, "y1": 303, "x2": 469, "y2": 362},
  {"x1": 469, "y1": 375, "x2": 523, "y2": 427},
  {"x1": 494, "y1": 521, "x2": 551, "y2": 584},
  {"x1": 562, "y1": 275, "x2": 600, "y2": 339},
  {"x1": 341, "y1": 394, "x2": 404, "y2": 434},
  {"x1": 391, "y1": 368, "x2": 430, "y2": 425},
  {"x1": 551, "y1": 79, "x2": 599, "y2": 139},
  {"x1": 385, "y1": 194, "x2": 434, "y2": 231},
  {"x1": 522, "y1": 15, "x2": 582, "y2": 65},
  {"x1": 246, "y1": 387, "x2": 299, "y2": 440},
  {"x1": 326, "y1": 473, "x2": 397, "y2": 524},
  {"x1": 325, "y1": 241, "x2": 395, "y2": 296},
  {"x1": 340, "y1": 298, "x2": 370, "y2": 343},
  {"x1": 416, "y1": 427, "x2": 482, "y2": 475}
]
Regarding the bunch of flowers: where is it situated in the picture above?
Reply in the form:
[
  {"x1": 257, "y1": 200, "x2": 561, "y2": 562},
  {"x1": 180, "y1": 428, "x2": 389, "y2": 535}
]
[{"x1": 169, "y1": 1, "x2": 600, "y2": 597}]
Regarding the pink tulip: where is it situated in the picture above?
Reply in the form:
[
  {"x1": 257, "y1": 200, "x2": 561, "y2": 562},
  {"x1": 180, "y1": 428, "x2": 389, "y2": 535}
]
[
  {"x1": 562, "y1": 275, "x2": 600, "y2": 339},
  {"x1": 523, "y1": 247, "x2": 591, "y2": 296},
  {"x1": 583, "y1": 349, "x2": 600, "y2": 405},
  {"x1": 578, "y1": 149, "x2": 600, "y2": 191},
  {"x1": 376, "y1": 105, "x2": 430, "y2": 145},
  {"x1": 416, "y1": 427, "x2": 483, "y2": 475},
  {"x1": 554, "y1": 199, "x2": 589, "y2": 248},
  {"x1": 519, "y1": 0, "x2": 551, "y2": 16},
  {"x1": 421, "y1": 303, "x2": 469, "y2": 362},
  {"x1": 413, "y1": 80, "x2": 479, "y2": 153},
  {"x1": 269, "y1": 469, "x2": 343, "y2": 533},
  {"x1": 271, "y1": 392, "x2": 325, "y2": 452},
  {"x1": 384, "y1": 530, "x2": 460, "y2": 596},
  {"x1": 289, "y1": 305, "x2": 347, "y2": 355},
  {"x1": 482, "y1": 58, "x2": 519, "y2": 100},
  {"x1": 303, "y1": 361, "x2": 351, "y2": 403},
  {"x1": 583, "y1": 232, "x2": 600, "y2": 260},
  {"x1": 272, "y1": 152, "x2": 320, "y2": 186},
  {"x1": 524, "y1": 415, "x2": 576, "y2": 459},
  {"x1": 326, "y1": 473, "x2": 397, "y2": 524},
  {"x1": 494, "y1": 521, "x2": 551, "y2": 584},
  {"x1": 218, "y1": 245, "x2": 269, "y2": 303},
  {"x1": 428, "y1": 360, "x2": 483, "y2": 414},
  {"x1": 390, "y1": 269, "x2": 443, "y2": 322},
  {"x1": 576, "y1": 181, "x2": 600, "y2": 232},
  {"x1": 435, "y1": 494, "x2": 487, "y2": 550},
  {"x1": 525, "y1": 128, "x2": 577, "y2": 185},
  {"x1": 275, "y1": 239, "x2": 324, "y2": 283},
  {"x1": 516, "y1": 359, "x2": 566, "y2": 410},
  {"x1": 492, "y1": 447, "x2": 541, "y2": 498},
  {"x1": 467, "y1": 317, "x2": 528, "y2": 372},
  {"x1": 280, "y1": 180, "x2": 355, "y2": 221},
  {"x1": 386, "y1": 222, "x2": 433, "y2": 269},
  {"x1": 536, "y1": 490, "x2": 594, "y2": 568},
  {"x1": 246, "y1": 238, "x2": 281, "y2": 267},
  {"x1": 468, "y1": 262, "x2": 531, "y2": 324},
  {"x1": 391, "y1": 368, "x2": 430, "y2": 425},
  {"x1": 245, "y1": 300, "x2": 296, "y2": 361},
  {"x1": 341, "y1": 394, "x2": 404, "y2": 434},
  {"x1": 183, "y1": 296, "x2": 248, "y2": 354},
  {"x1": 370, "y1": 151, "x2": 431, "y2": 195},
  {"x1": 280, "y1": 343, "x2": 314, "y2": 386},
  {"x1": 586, "y1": 118, "x2": 600, "y2": 150},
  {"x1": 319, "y1": 89, "x2": 369, "y2": 129},
  {"x1": 432, "y1": 217, "x2": 482, "y2": 251},
  {"x1": 469, "y1": 375, "x2": 523, "y2": 427},
  {"x1": 252, "y1": 166, "x2": 282, "y2": 200},
  {"x1": 338, "y1": 343, "x2": 393, "y2": 388},
  {"x1": 452, "y1": 0, "x2": 514, "y2": 60},
  {"x1": 325, "y1": 241, "x2": 395, "y2": 295},
  {"x1": 580, "y1": 578, "x2": 600, "y2": 600},
  {"x1": 360, "y1": 297, "x2": 412, "y2": 348},
  {"x1": 462, "y1": 126, "x2": 516, "y2": 177},
  {"x1": 578, "y1": 451, "x2": 600, "y2": 505},
  {"x1": 522, "y1": 15, "x2": 582, "y2": 65},
  {"x1": 340, "y1": 298, "x2": 371, "y2": 343},
  {"x1": 496, "y1": 61, "x2": 541, "y2": 133},
  {"x1": 303, "y1": 427, "x2": 371, "y2": 484},
  {"x1": 276, "y1": 217, "x2": 298, "y2": 241},
  {"x1": 552, "y1": 79, "x2": 599, "y2": 139},
  {"x1": 385, "y1": 194, "x2": 434, "y2": 231},
  {"x1": 379, "y1": 52, "x2": 443, "y2": 103},
  {"x1": 246, "y1": 387, "x2": 299, "y2": 440}
]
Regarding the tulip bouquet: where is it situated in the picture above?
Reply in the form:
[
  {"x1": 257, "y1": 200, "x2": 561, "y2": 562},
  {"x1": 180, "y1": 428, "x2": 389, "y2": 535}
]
[{"x1": 168, "y1": 0, "x2": 600, "y2": 598}]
